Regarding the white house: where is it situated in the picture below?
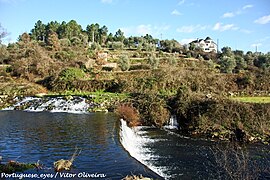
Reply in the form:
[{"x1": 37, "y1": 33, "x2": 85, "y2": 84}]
[{"x1": 190, "y1": 37, "x2": 217, "y2": 53}]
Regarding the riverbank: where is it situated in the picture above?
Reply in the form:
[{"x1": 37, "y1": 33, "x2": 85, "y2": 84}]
[
  {"x1": 1, "y1": 84, "x2": 269, "y2": 144},
  {"x1": 116, "y1": 90, "x2": 270, "y2": 145}
]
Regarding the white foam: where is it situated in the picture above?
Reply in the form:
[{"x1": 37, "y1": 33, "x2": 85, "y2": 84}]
[
  {"x1": 119, "y1": 119, "x2": 170, "y2": 179},
  {"x1": 3, "y1": 97, "x2": 90, "y2": 114},
  {"x1": 164, "y1": 115, "x2": 179, "y2": 130}
]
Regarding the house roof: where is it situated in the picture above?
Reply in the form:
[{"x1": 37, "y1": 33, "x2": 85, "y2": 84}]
[
  {"x1": 205, "y1": 37, "x2": 212, "y2": 41},
  {"x1": 190, "y1": 37, "x2": 214, "y2": 44},
  {"x1": 191, "y1": 39, "x2": 203, "y2": 43}
]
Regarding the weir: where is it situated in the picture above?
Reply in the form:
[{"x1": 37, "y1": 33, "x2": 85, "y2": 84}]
[
  {"x1": 119, "y1": 119, "x2": 169, "y2": 179},
  {"x1": 3, "y1": 96, "x2": 91, "y2": 113}
]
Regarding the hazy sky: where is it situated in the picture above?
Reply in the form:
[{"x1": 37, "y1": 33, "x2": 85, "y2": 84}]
[{"x1": 0, "y1": 0, "x2": 270, "y2": 52}]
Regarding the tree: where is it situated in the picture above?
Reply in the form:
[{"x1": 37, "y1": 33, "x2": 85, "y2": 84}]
[
  {"x1": 235, "y1": 55, "x2": 247, "y2": 72},
  {"x1": 0, "y1": 24, "x2": 8, "y2": 44},
  {"x1": 144, "y1": 34, "x2": 154, "y2": 44},
  {"x1": 30, "y1": 20, "x2": 46, "y2": 41},
  {"x1": 58, "y1": 21, "x2": 67, "y2": 39},
  {"x1": 221, "y1": 46, "x2": 233, "y2": 57},
  {"x1": 220, "y1": 56, "x2": 236, "y2": 73},
  {"x1": 45, "y1": 21, "x2": 60, "y2": 43},
  {"x1": 62, "y1": 20, "x2": 82, "y2": 40},
  {"x1": 114, "y1": 29, "x2": 125, "y2": 42},
  {"x1": 160, "y1": 39, "x2": 180, "y2": 53},
  {"x1": 244, "y1": 51, "x2": 255, "y2": 66},
  {"x1": 98, "y1": 25, "x2": 108, "y2": 45},
  {"x1": 126, "y1": 36, "x2": 135, "y2": 48},
  {"x1": 233, "y1": 50, "x2": 244, "y2": 57},
  {"x1": 86, "y1": 23, "x2": 100, "y2": 43},
  {"x1": 106, "y1": 33, "x2": 114, "y2": 44},
  {"x1": 46, "y1": 21, "x2": 60, "y2": 34},
  {"x1": 254, "y1": 54, "x2": 270, "y2": 69}
]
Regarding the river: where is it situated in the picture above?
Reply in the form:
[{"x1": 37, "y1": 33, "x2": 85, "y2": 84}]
[
  {"x1": 0, "y1": 111, "x2": 161, "y2": 179},
  {"x1": 0, "y1": 97, "x2": 269, "y2": 179}
]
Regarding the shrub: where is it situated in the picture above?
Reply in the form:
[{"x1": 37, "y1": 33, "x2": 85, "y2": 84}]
[
  {"x1": 115, "y1": 103, "x2": 141, "y2": 127},
  {"x1": 59, "y1": 38, "x2": 71, "y2": 47},
  {"x1": 131, "y1": 93, "x2": 170, "y2": 127},
  {"x1": 119, "y1": 54, "x2": 130, "y2": 71},
  {"x1": 71, "y1": 36, "x2": 81, "y2": 46},
  {"x1": 111, "y1": 42, "x2": 124, "y2": 50},
  {"x1": 0, "y1": 45, "x2": 9, "y2": 64},
  {"x1": 59, "y1": 67, "x2": 85, "y2": 82},
  {"x1": 169, "y1": 55, "x2": 177, "y2": 65},
  {"x1": 186, "y1": 52, "x2": 192, "y2": 58},
  {"x1": 147, "y1": 53, "x2": 159, "y2": 69},
  {"x1": 54, "y1": 51, "x2": 70, "y2": 61},
  {"x1": 220, "y1": 56, "x2": 236, "y2": 73},
  {"x1": 90, "y1": 42, "x2": 101, "y2": 51}
]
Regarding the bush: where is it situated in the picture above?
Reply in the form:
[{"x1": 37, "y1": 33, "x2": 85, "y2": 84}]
[
  {"x1": 220, "y1": 56, "x2": 236, "y2": 73},
  {"x1": 111, "y1": 42, "x2": 124, "y2": 50},
  {"x1": 90, "y1": 42, "x2": 101, "y2": 51},
  {"x1": 119, "y1": 54, "x2": 130, "y2": 71},
  {"x1": 115, "y1": 104, "x2": 141, "y2": 127},
  {"x1": 59, "y1": 67, "x2": 85, "y2": 82},
  {"x1": 168, "y1": 55, "x2": 177, "y2": 65},
  {"x1": 0, "y1": 45, "x2": 9, "y2": 64},
  {"x1": 54, "y1": 51, "x2": 70, "y2": 61},
  {"x1": 131, "y1": 93, "x2": 170, "y2": 127},
  {"x1": 147, "y1": 53, "x2": 159, "y2": 69},
  {"x1": 60, "y1": 38, "x2": 71, "y2": 47}
]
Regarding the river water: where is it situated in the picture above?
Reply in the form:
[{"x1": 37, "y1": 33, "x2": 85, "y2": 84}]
[
  {"x1": 0, "y1": 111, "x2": 161, "y2": 179},
  {"x1": 0, "y1": 97, "x2": 269, "y2": 179}
]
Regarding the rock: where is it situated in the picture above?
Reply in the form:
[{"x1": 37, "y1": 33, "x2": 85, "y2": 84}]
[{"x1": 54, "y1": 159, "x2": 72, "y2": 172}]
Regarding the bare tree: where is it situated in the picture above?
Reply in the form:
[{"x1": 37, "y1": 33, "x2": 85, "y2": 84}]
[{"x1": 0, "y1": 24, "x2": 9, "y2": 44}]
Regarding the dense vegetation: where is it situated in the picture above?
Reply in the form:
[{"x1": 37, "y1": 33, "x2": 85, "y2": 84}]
[{"x1": 0, "y1": 20, "x2": 269, "y2": 143}]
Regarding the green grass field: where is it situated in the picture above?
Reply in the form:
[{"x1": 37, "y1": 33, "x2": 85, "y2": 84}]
[{"x1": 231, "y1": 96, "x2": 270, "y2": 103}]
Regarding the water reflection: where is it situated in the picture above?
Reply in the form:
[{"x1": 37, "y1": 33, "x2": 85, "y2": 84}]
[{"x1": 0, "y1": 111, "x2": 161, "y2": 179}]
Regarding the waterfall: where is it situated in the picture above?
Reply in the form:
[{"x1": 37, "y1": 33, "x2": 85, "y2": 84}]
[
  {"x1": 164, "y1": 115, "x2": 179, "y2": 130},
  {"x1": 3, "y1": 96, "x2": 91, "y2": 114},
  {"x1": 119, "y1": 119, "x2": 170, "y2": 179}
]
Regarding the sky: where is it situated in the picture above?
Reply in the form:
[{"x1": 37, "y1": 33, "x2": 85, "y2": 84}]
[{"x1": 0, "y1": 0, "x2": 270, "y2": 53}]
